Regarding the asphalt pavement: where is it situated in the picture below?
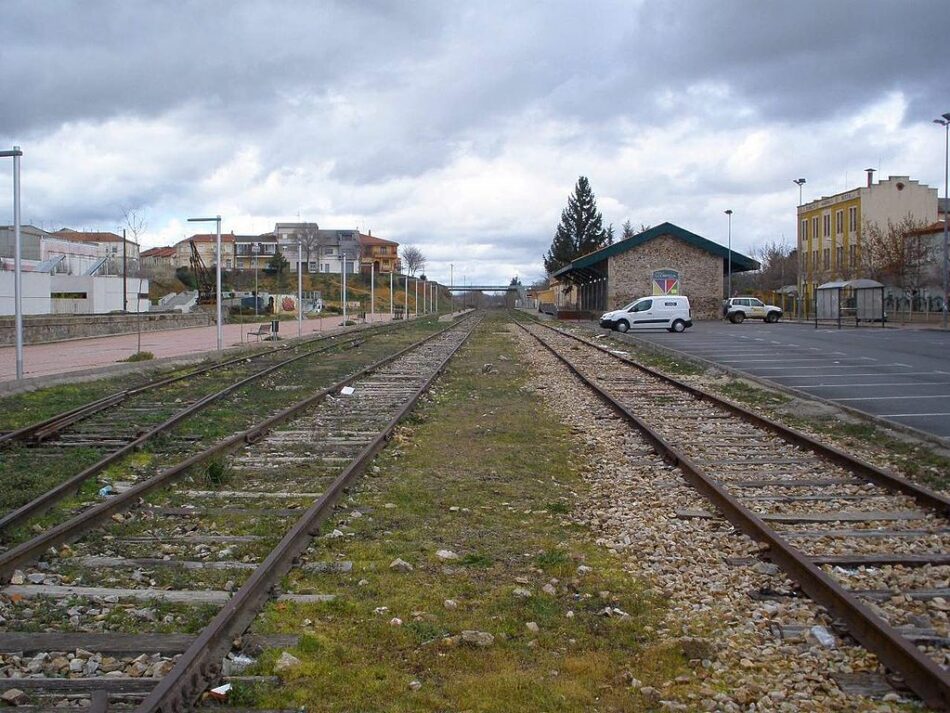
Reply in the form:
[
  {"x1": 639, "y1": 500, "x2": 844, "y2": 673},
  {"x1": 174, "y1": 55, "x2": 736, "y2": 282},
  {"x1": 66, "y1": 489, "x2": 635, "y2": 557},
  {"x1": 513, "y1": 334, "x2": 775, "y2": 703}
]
[{"x1": 609, "y1": 320, "x2": 950, "y2": 442}]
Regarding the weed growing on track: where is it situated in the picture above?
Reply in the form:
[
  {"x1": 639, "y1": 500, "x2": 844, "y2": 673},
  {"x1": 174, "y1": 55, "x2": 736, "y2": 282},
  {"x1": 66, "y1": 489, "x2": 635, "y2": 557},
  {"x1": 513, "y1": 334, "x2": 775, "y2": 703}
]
[{"x1": 249, "y1": 313, "x2": 689, "y2": 712}]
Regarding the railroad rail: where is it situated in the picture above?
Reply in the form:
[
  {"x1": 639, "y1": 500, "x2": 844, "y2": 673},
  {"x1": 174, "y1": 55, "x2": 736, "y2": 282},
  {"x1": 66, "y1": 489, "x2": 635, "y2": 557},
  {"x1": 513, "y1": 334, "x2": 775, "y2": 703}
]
[
  {"x1": 0, "y1": 326, "x2": 384, "y2": 534},
  {"x1": 0, "y1": 313, "x2": 478, "y2": 712},
  {"x1": 517, "y1": 317, "x2": 950, "y2": 709}
]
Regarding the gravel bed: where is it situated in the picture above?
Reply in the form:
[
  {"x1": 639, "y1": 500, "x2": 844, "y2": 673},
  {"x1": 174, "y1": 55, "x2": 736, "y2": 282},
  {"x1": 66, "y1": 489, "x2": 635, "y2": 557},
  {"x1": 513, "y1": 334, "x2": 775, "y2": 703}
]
[{"x1": 515, "y1": 326, "x2": 915, "y2": 711}]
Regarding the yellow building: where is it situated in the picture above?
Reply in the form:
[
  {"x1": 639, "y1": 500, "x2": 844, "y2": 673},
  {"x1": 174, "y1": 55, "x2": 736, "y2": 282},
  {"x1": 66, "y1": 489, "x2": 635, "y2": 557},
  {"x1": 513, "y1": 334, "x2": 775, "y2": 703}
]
[{"x1": 797, "y1": 173, "x2": 937, "y2": 303}]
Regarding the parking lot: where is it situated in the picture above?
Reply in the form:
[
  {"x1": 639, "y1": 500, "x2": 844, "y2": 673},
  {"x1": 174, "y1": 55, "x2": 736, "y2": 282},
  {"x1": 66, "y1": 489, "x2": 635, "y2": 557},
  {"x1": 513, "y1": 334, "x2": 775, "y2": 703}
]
[{"x1": 615, "y1": 321, "x2": 950, "y2": 441}]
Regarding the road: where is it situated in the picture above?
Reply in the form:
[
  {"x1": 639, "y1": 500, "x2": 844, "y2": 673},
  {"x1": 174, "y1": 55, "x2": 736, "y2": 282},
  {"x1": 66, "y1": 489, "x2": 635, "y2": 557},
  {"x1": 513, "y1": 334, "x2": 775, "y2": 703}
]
[{"x1": 614, "y1": 321, "x2": 950, "y2": 441}]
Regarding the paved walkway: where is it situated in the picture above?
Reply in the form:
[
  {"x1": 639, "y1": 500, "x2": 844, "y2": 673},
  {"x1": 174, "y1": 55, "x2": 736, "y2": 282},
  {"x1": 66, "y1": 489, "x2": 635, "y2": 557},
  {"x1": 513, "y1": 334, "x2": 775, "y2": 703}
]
[{"x1": 0, "y1": 312, "x2": 406, "y2": 384}]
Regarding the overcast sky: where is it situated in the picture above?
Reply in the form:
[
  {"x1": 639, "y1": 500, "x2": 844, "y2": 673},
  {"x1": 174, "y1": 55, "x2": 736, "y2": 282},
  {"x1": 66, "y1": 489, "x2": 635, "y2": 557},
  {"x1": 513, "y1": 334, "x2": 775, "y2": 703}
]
[{"x1": 1, "y1": 0, "x2": 947, "y2": 285}]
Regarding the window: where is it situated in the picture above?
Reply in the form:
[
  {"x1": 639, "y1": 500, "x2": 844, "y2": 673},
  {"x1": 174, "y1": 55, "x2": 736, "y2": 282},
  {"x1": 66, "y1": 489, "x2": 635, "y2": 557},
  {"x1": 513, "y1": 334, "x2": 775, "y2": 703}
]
[
  {"x1": 800, "y1": 219, "x2": 808, "y2": 241},
  {"x1": 849, "y1": 244, "x2": 856, "y2": 266},
  {"x1": 749, "y1": 298, "x2": 764, "y2": 307},
  {"x1": 836, "y1": 246, "x2": 843, "y2": 267},
  {"x1": 630, "y1": 299, "x2": 652, "y2": 312},
  {"x1": 813, "y1": 249, "x2": 819, "y2": 268},
  {"x1": 835, "y1": 210, "x2": 843, "y2": 234},
  {"x1": 823, "y1": 248, "x2": 830, "y2": 268},
  {"x1": 308, "y1": 261, "x2": 318, "y2": 273},
  {"x1": 322, "y1": 263, "x2": 330, "y2": 272},
  {"x1": 823, "y1": 214, "x2": 831, "y2": 237},
  {"x1": 849, "y1": 206, "x2": 857, "y2": 232},
  {"x1": 812, "y1": 217, "x2": 819, "y2": 240}
]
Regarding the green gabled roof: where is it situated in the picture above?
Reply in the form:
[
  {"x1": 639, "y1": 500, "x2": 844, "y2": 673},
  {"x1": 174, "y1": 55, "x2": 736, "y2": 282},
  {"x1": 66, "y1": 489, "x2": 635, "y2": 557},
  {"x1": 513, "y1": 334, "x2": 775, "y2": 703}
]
[{"x1": 551, "y1": 221, "x2": 759, "y2": 277}]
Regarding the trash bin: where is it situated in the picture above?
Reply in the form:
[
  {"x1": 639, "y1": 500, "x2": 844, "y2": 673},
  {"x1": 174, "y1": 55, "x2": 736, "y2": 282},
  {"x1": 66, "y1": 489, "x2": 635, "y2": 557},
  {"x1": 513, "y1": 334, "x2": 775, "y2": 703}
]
[{"x1": 270, "y1": 319, "x2": 279, "y2": 334}]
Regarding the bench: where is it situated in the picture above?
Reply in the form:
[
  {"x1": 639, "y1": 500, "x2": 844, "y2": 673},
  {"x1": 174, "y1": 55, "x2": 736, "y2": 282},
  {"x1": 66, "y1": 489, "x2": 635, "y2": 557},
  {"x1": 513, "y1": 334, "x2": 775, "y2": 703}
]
[{"x1": 247, "y1": 323, "x2": 272, "y2": 342}]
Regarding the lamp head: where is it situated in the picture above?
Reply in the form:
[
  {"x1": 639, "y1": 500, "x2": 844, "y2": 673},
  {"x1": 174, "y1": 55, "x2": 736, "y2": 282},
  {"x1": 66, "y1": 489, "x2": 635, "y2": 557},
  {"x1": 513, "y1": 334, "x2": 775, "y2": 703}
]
[
  {"x1": 943, "y1": 112, "x2": 950, "y2": 121},
  {"x1": 725, "y1": 209, "x2": 733, "y2": 216},
  {"x1": 794, "y1": 178, "x2": 806, "y2": 186}
]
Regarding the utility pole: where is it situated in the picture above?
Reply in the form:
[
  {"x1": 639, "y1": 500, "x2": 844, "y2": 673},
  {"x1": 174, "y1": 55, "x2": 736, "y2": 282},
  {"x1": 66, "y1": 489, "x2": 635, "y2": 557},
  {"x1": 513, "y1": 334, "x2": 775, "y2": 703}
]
[{"x1": 122, "y1": 228, "x2": 128, "y2": 312}]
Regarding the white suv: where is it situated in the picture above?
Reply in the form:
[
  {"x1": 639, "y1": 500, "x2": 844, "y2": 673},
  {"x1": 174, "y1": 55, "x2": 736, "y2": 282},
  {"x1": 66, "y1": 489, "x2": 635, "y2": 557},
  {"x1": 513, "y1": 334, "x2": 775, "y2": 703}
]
[{"x1": 723, "y1": 297, "x2": 783, "y2": 323}]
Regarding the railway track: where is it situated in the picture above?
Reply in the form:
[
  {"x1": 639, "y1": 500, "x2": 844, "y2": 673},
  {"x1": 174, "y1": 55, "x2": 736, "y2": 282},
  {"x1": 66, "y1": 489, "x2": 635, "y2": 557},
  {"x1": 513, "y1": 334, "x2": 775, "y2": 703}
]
[
  {"x1": 0, "y1": 313, "x2": 478, "y2": 712},
  {"x1": 0, "y1": 320, "x2": 423, "y2": 541},
  {"x1": 517, "y1": 317, "x2": 950, "y2": 709}
]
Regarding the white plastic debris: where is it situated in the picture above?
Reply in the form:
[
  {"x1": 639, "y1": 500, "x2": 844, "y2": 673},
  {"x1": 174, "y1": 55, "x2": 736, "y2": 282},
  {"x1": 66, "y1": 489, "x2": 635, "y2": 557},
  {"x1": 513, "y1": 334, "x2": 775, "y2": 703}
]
[
  {"x1": 208, "y1": 683, "x2": 231, "y2": 701},
  {"x1": 340, "y1": 386, "x2": 355, "y2": 395},
  {"x1": 809, "y1": 625, "x2": 836, "y2": 648}
]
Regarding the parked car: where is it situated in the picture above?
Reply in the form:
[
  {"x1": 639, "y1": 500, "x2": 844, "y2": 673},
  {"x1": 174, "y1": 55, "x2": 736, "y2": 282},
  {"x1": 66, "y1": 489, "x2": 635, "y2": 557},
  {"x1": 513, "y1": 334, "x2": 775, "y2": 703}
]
[
  {"x1": 599, "y1": 296, "x2": 693, "y2": 333},
  {"x1": 723, "y1": 297, "x2": 783, "y2": 323}
]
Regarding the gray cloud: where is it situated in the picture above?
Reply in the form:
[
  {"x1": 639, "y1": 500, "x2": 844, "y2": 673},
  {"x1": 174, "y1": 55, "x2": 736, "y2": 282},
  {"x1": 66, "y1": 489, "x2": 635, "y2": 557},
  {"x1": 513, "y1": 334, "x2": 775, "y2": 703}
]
[{"x1": 2, "y1": 0, "x2": 947, "y2": 283}]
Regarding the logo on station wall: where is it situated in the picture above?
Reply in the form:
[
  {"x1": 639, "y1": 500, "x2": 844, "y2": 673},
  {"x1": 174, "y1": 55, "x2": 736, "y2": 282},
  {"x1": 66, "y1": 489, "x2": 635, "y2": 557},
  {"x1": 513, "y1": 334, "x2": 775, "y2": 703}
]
[{"x1": 652, "y1": 269, "x2": 680, "y2": 295}]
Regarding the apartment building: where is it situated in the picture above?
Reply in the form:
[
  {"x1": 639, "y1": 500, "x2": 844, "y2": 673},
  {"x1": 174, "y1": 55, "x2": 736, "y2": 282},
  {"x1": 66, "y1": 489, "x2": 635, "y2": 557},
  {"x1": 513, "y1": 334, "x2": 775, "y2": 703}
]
[
  {"x1": 173, "y1": 234, "x2": 236, "y2": 269},
  {"x1": 358, "y1": 232, "x2": 401, "y2": 274},
  {"x1": 272, "y1": 223, "x2": 360, "y2": 274},
  {"x1": 797, "y1": 172, "x2": 938, "y2": 302},
  {"x1": 53, "y1": 229, "x2": 140, "y2": 274}
]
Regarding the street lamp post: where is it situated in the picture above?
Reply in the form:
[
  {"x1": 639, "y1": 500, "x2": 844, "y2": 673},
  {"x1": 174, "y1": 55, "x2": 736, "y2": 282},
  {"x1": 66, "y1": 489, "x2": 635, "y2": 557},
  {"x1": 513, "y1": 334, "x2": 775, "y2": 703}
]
[
  {"x1": 1, "y1": 148, "x2": 23, "y2": 379},
  {"x1": 389, "y1": 270, "x2": 394, "y2": 319},
  {"x1": 370, "y1": 262, "x2": 375, "y2": 322},
  {"x1": 414, "y1": 278, "x2": 418, "y2": 317},
  {"x1": 297, "y1": 239, "x2": 303, "y2": 338},
  {"x1": 404, "y1": 275, "x2": 409, "y2": 319},
  {"x1": 934, "y1": 114, "x2": 950, "y2": 329},
  {"x1": 724, "y1": 209, "x2": 733, "y2": 300},
  {"x1": 251, "y1": 243, "x2": 260, "y2": 316},
  {"x1": 341, "y1": 251, "x2": 348, "y2": 325},
  {"x1": 187, "y1": 216, "x2": 223, "y2": 351},
  {"x1": 793, "y1": 179, "x2": 806, "y2": 318}
]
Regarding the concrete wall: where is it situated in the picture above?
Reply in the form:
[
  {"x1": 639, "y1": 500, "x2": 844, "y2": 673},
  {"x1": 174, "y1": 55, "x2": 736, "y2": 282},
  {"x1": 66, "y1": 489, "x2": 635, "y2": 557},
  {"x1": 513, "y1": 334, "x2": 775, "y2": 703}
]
[
  {"x1": 0, "y1": 311, "x2": 213, "y2": 345},
  {"x1": 607, "y1": 234, "x2": 724, "y2": 319},
  {"x1": 50, "y1": 275, "x2": 150, "y2": 314},
  {"x1": 0, "y1": 271, "x2": 51, "y2": 315}
]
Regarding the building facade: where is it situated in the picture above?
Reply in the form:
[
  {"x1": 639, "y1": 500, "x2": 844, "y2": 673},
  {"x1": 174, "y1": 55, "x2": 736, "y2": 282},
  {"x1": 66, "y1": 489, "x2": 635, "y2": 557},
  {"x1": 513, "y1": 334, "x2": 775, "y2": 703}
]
[
  {"x1": 53, "y1": 229, "x2": 141, "y2": 274},
  {"x1": 273, "y1": 223, "x2": 360, "y2": 274},
  {"x1": 358, "y1": 232, "x2": 401, "y2": 274},
  {"x1": 797, "y1": 173, "x2": 938, "y2": 302},
  {"x1": 174, "y1": 234, "x2": 236, "y2": 270},
  {"x1": 552, "y1": 222, "x2": 758, "y2": 320}
]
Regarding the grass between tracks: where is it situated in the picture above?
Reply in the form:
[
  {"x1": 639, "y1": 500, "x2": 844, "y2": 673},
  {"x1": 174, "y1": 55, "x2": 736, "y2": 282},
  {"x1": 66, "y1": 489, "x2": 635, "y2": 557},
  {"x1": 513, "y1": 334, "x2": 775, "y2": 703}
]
[{"x1": 246, "y1": 313, "x2": 688, "y2": 712}]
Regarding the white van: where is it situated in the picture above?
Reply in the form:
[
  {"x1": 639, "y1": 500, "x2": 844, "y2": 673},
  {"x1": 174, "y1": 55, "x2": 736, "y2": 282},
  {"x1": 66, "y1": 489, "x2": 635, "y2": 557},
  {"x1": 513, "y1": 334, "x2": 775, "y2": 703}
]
[{"x1": 599, "y1": 296, "x2": 693, "y2": 333}]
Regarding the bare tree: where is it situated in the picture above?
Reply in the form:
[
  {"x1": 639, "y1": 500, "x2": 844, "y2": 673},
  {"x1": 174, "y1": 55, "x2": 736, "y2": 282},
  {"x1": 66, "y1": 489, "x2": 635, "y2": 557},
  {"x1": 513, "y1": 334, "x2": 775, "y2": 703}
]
[
  {"x1": 860, "y1": 216, "x2": 932, "y2": 291},
  {"x1": 294, "y1": 224, "x2": 322, "y2": 270},
  {"x1": 401, "y1": 245, "x2": 426, "y2": 275},
  {"x1": 753, "y1": 239, "x2": 798, "y2": 291}
]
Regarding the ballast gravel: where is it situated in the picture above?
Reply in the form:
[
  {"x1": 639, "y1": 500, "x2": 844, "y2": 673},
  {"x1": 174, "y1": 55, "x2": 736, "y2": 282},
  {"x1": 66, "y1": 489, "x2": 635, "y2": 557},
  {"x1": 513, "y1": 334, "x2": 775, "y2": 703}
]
[{"x1": 514, "y1": 327, "x2": 913, "y2": 712}]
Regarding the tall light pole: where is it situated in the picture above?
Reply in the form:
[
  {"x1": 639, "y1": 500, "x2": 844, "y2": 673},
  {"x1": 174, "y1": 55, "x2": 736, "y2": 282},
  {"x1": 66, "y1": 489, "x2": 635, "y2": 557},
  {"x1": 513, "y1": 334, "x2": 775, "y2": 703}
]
[
  {"x1": 724, "y1": 209, "x2": 733, "y2": 299},
  {"x1": 794, "y1": 179, "x2": 806, "y2": 318},
  {"x1": 389, "y1": 270, "x2": 394, "y2": 319},
  {"x1": 934, "y1": 114, "x2": 950, "y2": 329},
  {"x1": 370, "y1": 262, "x2": 375, "y2": 322},
  {"x1": 187, "y1": 216, "x2": 223, "y2": 351},
  {"x1": 414, "y1": 278, "x2": 419, "y2": 317},
  {"x1": 1, "y1": 148, "x2": 23, "y2": 379},
  {"x1": 297, "y1": 238, "x2": 303, "y2": 337},
  {"x1": 404, "y1": 275, "x2": 409, "y2": 319},
  {"x1": 251, "y1": 242, "x2": 260, "y2": 316},
  {"x1": 341, "y1": 250, "x2": 348, "y2": 325}
]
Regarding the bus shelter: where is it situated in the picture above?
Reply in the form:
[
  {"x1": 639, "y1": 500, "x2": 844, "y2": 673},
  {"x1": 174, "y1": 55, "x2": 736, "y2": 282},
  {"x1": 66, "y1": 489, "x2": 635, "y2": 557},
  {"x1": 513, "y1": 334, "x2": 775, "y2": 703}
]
[{"x1": 815, "y1": 278, "x2": 886, "y2": 328}]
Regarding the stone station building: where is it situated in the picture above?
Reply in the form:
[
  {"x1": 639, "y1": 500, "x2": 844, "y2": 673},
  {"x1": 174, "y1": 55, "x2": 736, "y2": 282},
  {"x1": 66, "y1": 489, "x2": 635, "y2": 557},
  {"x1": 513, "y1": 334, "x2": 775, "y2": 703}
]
[{"x1": 551, "y1": 222, "x2": 758, "y2": 320}]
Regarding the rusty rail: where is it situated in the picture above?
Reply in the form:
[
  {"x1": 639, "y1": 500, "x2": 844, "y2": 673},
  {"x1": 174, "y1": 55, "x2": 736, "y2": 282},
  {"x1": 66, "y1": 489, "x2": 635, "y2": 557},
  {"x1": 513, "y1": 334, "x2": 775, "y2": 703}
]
[
  {"x1": 0, "y1": 336, "x2": 364, "y2": 535},
  {"x1": 518, "y1": 319, "x2": 950, "y2": 710},
  {"x1": 134, "y1": 314, "x2": 480, "y2": 713}
]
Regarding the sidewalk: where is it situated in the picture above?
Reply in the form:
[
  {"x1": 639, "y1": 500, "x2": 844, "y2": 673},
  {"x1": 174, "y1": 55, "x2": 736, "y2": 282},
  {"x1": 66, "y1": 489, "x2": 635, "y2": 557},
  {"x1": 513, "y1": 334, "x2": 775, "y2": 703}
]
[{"x1": 0, "y1": 313, "x2": 401, "y2": 385}]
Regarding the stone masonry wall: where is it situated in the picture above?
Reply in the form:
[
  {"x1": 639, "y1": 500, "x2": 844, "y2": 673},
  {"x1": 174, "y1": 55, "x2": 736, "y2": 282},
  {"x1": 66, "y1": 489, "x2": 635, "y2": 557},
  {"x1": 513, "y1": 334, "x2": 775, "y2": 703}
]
[
  {"x1": 607, "y1": 235, "x2": 724, "y2": 319},
  {"x1": 0, "y1": 311, "x2": 213, "y2": 346}
]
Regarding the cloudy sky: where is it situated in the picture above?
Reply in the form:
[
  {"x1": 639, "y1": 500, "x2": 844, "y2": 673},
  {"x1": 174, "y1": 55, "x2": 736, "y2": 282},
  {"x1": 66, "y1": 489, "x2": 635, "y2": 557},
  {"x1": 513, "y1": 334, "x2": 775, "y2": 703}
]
[{"x1": 1, "y1": 1, "x2": 947, "y2": 285}]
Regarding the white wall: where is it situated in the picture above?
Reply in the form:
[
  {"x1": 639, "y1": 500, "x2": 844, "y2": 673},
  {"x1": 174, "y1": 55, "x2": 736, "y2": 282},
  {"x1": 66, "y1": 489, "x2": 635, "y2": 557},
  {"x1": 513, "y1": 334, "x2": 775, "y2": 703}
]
[
  {"x1": 0, "y1": 271, "x2": 51, "y2": 315},
  {"x1": 51, "y1": 275, "x2": 150, "y2": 314},
  {"x1": 862, "y1": 177, "x2": 938, "y2": 229}
]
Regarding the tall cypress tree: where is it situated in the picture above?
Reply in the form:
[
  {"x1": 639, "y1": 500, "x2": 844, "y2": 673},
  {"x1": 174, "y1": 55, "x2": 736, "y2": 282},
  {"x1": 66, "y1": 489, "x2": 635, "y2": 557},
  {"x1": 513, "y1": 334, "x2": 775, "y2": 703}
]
[{"x1": 543, "y1": 176, "x2": 609, "y2": 274}]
